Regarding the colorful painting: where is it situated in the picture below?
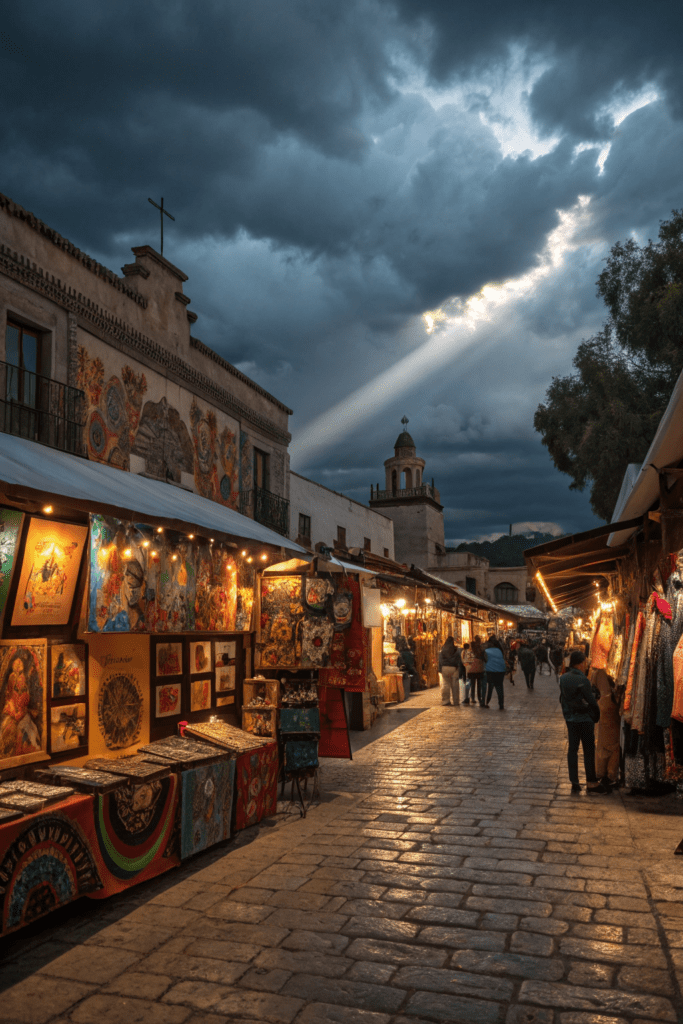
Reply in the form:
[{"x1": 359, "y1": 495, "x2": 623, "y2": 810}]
[
  {"x1": 301, "y1": 618, "x2": 334, "y2": 668},
  {"x1": 12, "y1": 519, "x2": 87, "y2": 627},
  {"x1": 318, "y1": 578, "x2": 365, "y2": 691},
  {"x1": 77, "y1": 345, "x2": 147, "y2": 470},
  {"x1": 89, "y1": 514, "x2": 240, "y2": 633},
  {"x1": 180, "y1": 760, "x2": 235, "y2": 859},
  {"x1": 280, "y1": 707, "x2": 320, "y2": 733},
  {"x1": 155, "y1": 683, "x2": 181, "y2": 718},
  {"x1": 216, "y1": 666, "x2": 235, "y2": 693},
  {"x1": 234, "y1": 743, "x2": 278, "y2": 831},
  {"x1": 0, "y1": 508, "x2": 23, "y2": 625},
  {"x1": 190, "y1": 641, "x2": 211, "y2": 674},
  {"x1": 236, "y1": 556, "x2": 256, "y2": 631},
  {"x1": 284, "y1": 739, "x2": 319, "y2": 771},
  {"x1": 190, "y1": 399, "x2": 239, "y2": 510},
  {"x1": 259, "y1": 576, "x2": 303, "y2": 668},
  {"x1": 156, "y1": 643, "x2": 183, "y2": 676},
  {"x1": 191, "y1": 678, "x2": 211, "y2": 712},
  {"x1": 305, "y1": 577, "x2": 333, "y2": 612},
  {"x1": 0, "y1": 641, "x2": 47, "y2": 769},
  {"x1": 215, "y1": 640, "x2": 236, "y2": 666},
  {"x1": 0, "y1": 798, "x2": 103, "y2": 935},
  {"x1": 51, "y1": 644, "x2": 86, "y2": 698},
  {"x1": 332, "y1": 590, "x2": 353, "y2": 630},
  {"x1": 89, "y1": 635, "x2": 149, "y2": 757},
  {"x1": 50, "y1": 703, "x2": 86, "y2": 752},
  {"x1": 86, "y1": 774, "x2": 180, "y2": 898}
]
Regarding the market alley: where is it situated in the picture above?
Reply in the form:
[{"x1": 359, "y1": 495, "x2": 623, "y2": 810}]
[{"x1": 1, "y1": 666, "x2": 683, "y2": 1024}]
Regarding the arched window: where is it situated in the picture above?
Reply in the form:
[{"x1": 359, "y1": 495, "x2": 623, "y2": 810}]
[
  {"x1": 403, "y1": 468, "x2": 413, "y2": 489},
  {"x1": 494, "y1": 582, "x2": 518, "y2": 604}
]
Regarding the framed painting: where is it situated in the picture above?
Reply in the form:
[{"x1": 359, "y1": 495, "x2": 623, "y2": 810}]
[
  {"x1": 88, "y1": 634, "x2": 149, "y2": 757},
  {"x1": 0, "y1": 509, "x2": 23, "y2": 626},
  {"x1": 12, "y1": 518, "x2": 87, "y2": 627},
  {"x1": 214, "y1": 640, "x2": 236, "y2": 667},
  {"x1": 50, "y1": 702, "x2": 86, "y2": 753},
  {"x1": 155, "y1": 682, "x2": 181, "y2": 718},
  {"x1": 190, "y1": 677, "x2": 211, "y2": 712},
  {"x1": 190, "y1": 641, "x2": 212, "y2": 674},
  {"x1": 155, "y1": 642, "x2": 183, "y2": 677},
  {"x1": 0, "y1": 639, "x2": 48, "y2": 769},
  {"x1": 51, "y1": 643, "x2": 87, "y2": 699},
  {"x1": 215, "y1": 694, "x2": 235, "y2": 707},
  {"x1": 215, "y1": 664, "x2": 235, "y2": 693}
]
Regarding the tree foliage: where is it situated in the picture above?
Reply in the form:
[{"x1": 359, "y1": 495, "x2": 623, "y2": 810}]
[{"x1": 535, "y1": 211, "x2": 683, "y2": 522}]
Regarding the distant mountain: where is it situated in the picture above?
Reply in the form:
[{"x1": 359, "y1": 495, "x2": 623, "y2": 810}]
[{"x1": 451, "y1": 532, "x2": 562, "y2": 567}]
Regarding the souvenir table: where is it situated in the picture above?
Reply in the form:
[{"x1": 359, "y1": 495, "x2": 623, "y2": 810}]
[{"x1": 0, "y1": 792, "x2": 102, "y2": 935}]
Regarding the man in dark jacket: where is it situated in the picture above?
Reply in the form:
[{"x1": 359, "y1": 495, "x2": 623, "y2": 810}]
[
  {"x1": 517, "y1": 643, "x2": 536, "y2": 689},
  {"x1": 560, "y1": 650, "x2": 609, "y2": 794}
]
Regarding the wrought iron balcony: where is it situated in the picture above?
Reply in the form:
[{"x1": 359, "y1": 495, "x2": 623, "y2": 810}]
[
  {"x1": 0, "y1": 361, "x2": 85, "y2": 456},
  {"x1": 371, "y1": 483, "x2": 439, "y2": 501},
  {"x1": 240, "y1": 485, "x2": 290, "y2": 537}
]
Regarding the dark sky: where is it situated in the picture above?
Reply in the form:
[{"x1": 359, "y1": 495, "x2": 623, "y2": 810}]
[{"x1": 3, "y1": 1, "x2": 682, "y2": 543}]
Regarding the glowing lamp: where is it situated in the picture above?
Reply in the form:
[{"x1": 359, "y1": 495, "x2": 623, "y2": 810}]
[
  {"x1": 396, "y1": 598, "x2": 406, "y2": 608},
  {"x1": 42, "y1": 505, "x2": 53, "y2": 514}
]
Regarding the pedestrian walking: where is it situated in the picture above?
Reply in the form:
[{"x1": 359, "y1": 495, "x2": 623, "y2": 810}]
[
  {"x1": 535, "y1": 643, "x2": 551, "y2": 675},
  {"x1": 549, "y1": 646, "x2": 564, "y2": 680},
  {"x1": 438, "y1": 636, "x2": 460, "y2": 706},
  {"x1": 464, "y1": 637, "x2": 486, "y2": 707},
  {"x1": 483, "y1": 637, "x2": 507, "y2": 709},
  {"x1": 518, "y1": 642, "x2": 536, "y2": 689},
  {"x1": 559, "y1": 650, "x2": 609, "y2": 793},
  {"x1": 459, "y1": 642, "x2": 473, "y2": 704}
]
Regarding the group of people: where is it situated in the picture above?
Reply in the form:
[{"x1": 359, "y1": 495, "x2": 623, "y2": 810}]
[{"x1": 438, "y1": 634, "x2": 509, "y2": 710}]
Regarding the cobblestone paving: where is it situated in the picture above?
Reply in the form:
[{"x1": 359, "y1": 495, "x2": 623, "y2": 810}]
[{"x1": 2, "y1": 667, "x2": 683, "y2": 1024}]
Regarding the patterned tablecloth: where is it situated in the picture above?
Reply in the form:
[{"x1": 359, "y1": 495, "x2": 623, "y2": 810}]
[
  {"x1": 234, "y1": 743, "x2": 278, "y2": 831},
  {"x1": 0, "y1": 793, "x2": 102, "y2": 935}
]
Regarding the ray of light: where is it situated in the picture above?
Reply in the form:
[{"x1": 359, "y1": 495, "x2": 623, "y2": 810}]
[{"x1": 290, "y1": 196, "x2": 594, "y2": 471}]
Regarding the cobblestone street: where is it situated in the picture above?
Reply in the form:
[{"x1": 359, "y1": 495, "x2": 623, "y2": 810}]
[{"x1": 2, "y1": 667, "x2": 683, "y2": 1024}]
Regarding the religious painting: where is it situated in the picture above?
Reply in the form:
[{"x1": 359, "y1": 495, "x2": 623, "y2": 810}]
[
  {"x1": 0, "y1": 509, "x2": 23, "y2": 625},
  {"x1": 88, "y1": 635, "x2": 149, "y2": 757},
  {"x1": 190, "y1": 641, "x2": 212, "y2": 674},
  {"x1": 88, "y1": 515, "x2": 148, "y2": 632},
  {"x1": 259, "y1": 576, "x2": 303, "y2": 668},
  {"x1": 190, "y1": 678, "x2": 211, "y2": 712},
  {"x1": 0, "y1": 640, "x2": 47, "y2": 769},
  {"x1": 12, "y1": 519, "x2": 87, "y2": 627},
  {"x1": 156, "y1": 642, "x2": 183, "y2": 676},
  {"x1": 50, "y1": 703, "x2": 86, "y2": 753},
  {"x1": 51, "y1": 644, "x2": 86, "y2": 698},
  {"x1": 155, "y1": 682, "x2": 181, "y2": 718}
]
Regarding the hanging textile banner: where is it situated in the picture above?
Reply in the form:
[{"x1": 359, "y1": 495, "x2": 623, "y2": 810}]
[
  {"x1": 233, "y1": 743, "x2": 278, "y2": 831},
  {"x1": 318, "y1": 684, "x2": 352, "y2": 759},
  {"x1": 318, "y1": 578, "x2": 366, "y2": 691}
]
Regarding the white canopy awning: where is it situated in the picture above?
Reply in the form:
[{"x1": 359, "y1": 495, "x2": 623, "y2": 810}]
[{"x1": 0, "y1": 433, "x2": 305, "y2": 552}]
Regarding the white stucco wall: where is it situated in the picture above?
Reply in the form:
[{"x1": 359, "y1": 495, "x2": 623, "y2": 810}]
[{"x1": 289, "y1": 472, "x2": 394, "y2": 557}]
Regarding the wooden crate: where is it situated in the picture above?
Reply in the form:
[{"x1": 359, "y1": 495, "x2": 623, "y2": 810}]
[
  {"x1": 243, "y1": 678, "x2": 280, "y2": 708},
  {"x1": 242, "y1": 706, "x2": 278, "y2": 738}
]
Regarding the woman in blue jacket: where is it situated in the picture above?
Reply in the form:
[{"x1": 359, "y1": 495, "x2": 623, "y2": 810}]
[{"x1": 483, "y1": 638, "x2": 507, "y2": 709}]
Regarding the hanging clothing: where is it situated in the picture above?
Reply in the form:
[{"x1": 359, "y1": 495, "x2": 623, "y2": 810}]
[{"x1": 591, "y1": 668, "x2": 620, "y2": 783}]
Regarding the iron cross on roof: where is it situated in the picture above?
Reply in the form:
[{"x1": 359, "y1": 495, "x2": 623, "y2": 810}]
[
  {"x1": 147, "y1": 196, "x2": 175, "y2": 256},
  {"x1": 401, "y1": 416, "x2": 409, "y2": 428}
]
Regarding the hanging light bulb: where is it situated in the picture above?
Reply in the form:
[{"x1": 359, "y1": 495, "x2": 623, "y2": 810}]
[{"x1": 156, "y1": 527, "x2": 163, "y2": 534}]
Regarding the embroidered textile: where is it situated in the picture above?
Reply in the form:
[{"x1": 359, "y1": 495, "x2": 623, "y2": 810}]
[
  {"x1": 259, "y1": 576, "x2": 302, "y2": 668},
  {"x1": 234, "y1": 743, "x2": 278, "y2": 831},
  {"x1": 318, "y1": 578, "x2": 366, "y2": 691},
  {"x1": 301, "y1": 618, "x2": 334, "y2": 668},
  {"x1": 284, "y1": 739, "x2": 319, "y2": 771},
  {"x1": 624, "y1": 611, "x2": 645, "y2": 714},
  {"x1": 180, "y1": 760, "x2": 235, "y2": 860},
  {"x1": 591, "y1": 615, "x2": 614, "y2": 671}
]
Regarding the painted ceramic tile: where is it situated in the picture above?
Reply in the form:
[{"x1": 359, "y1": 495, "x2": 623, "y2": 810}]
[
  {"x1": 50, "y1": 703, "x2": 86, "y2": 752},
  {"x1": 190, "y1": 678, "x2": 211, "y2": 712},
  {"x1": 51, "y1": 643, "x2": 86, "y2": 698},
  {"x1": 12, "y1": 518, "x2": 87, "y2": 627},
  {"x1": 155, "y1": 682, "x2": 181, "y2": 718},
  {"x1": 156, "y1": 643, "x2": 183, "y2": 676},
  {"x1": 180, "y1": 759, "x2": 235, "y2": 859},
  {"x1": 279, "y1": 708, "x2": 320, "y2": 733},
  {"x1": 190, "y1": 641, "x2": 212, "y2": 674},
  {"x1": 0, "y1": 640, "x2": 47, "y2": 769}
]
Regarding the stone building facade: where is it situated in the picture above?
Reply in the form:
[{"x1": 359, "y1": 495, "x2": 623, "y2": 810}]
[
  {"x1": 0, "y1": 194, "x2": 291, "y2": 533},
  {"x1": 289, "y1": 471, "x2": 395, "y2": 557}
]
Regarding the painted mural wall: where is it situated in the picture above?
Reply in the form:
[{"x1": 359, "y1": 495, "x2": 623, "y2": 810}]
[{"x1": 76, "y1": 328, "x2": 241, "y2": 509}]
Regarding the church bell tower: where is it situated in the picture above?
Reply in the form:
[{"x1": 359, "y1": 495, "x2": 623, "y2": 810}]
[{"x1": 369, "y1": 417, "x2": 445, "y2": 569}]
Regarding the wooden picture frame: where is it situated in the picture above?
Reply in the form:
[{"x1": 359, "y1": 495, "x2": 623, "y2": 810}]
[
  {"x1": 0, "y1": 638, "x2": 49, "y2": 770},
  {"x1": 11, "y1": 517, "x2": 88, "y2": 628}
]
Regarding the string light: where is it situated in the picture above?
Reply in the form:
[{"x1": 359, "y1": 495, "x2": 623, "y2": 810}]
[
  {"x1": 156, "y1": 527, "x2": 163, "y2": 534},
  {"x1": 534, "y1": 571, "x2": 558, "y2": 614},
  {"x1": 188, "y1": 534, "x2": 194, "y2": 540},
  {"x1": 241, "y1": 550, "x2": 247, "y2": 557},
  {"x1": 171, "y1": 554, "x2": 178, "y2": 561},
  {"x1": 247, "y1": 556, "x2": 253, "y2": 563},
  {"x1": 123, "y1": 548, "x2": 132, "y2": 559},
  {"x1": 142, "y1": 540, "x2": 150, "y2": 548},
  {"x1": 260, "y1": 554, "x2": 268, "y2": 561}
]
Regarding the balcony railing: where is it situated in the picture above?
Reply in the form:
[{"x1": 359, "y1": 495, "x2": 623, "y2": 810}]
[
  {"x1": 371, "y1": 483, "x2": 438, "y2": 501},
  {"x1": 240, "y1": 485, "x2": 290, "y2": 537},
  {"x1": 0, "y1": 361, "x2": 86, "y2": 456}
]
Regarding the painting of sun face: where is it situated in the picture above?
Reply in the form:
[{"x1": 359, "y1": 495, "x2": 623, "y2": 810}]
[
  {"x1": 51, "y1": 644, "x2": 86, "y2": 699},
  {"x1": 12, "y1": 519, "x2": 87, "y2": 627},
  {"x1": 0, "y1": 640, "x2": 47, "y2": 769},
  {"x1": 190, "y1": 641, "x2": 212, "y2": 674},
  {"x1": 190, "y1": 678, "x2": 211, "y2": 712},
  {"x1": 50, "y1": 703, "x2": 86, "y2": 752}
]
